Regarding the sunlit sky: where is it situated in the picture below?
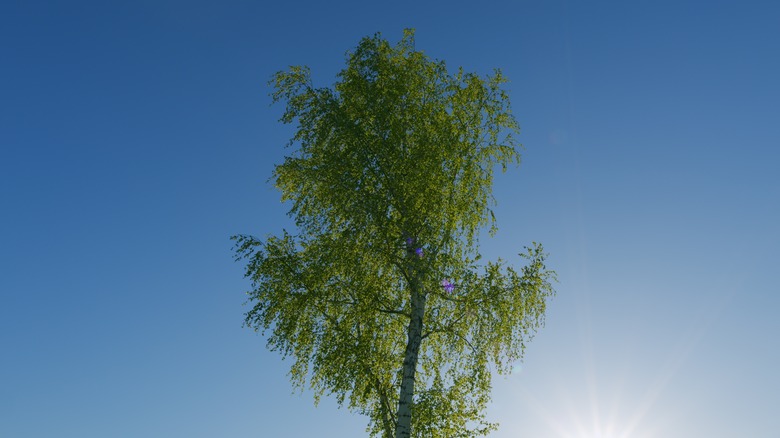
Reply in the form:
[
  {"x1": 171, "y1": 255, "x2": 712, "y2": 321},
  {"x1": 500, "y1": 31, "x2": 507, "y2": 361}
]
[{"x1": 2, "y1": 1, "x2": 779, "y2": 437}]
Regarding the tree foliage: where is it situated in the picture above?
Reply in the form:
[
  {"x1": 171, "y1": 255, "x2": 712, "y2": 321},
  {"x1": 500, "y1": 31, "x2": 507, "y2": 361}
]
[{"x1": 233, "y1": 29, "x2": 556, "y2": 438}]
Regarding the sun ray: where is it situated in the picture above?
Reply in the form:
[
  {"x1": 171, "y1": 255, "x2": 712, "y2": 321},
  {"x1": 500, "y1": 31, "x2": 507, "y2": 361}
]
[{"x1": 505, "y1": 274, "x2": 737, "y2": 438}]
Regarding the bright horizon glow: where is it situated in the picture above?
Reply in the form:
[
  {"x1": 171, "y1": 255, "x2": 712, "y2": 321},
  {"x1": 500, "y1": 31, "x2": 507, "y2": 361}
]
[{"x1": 493, "y1": 246, "x2": 742, "y2": 438}]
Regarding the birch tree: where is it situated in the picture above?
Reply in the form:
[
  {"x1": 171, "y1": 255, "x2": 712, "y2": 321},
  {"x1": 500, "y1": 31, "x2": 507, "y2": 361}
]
[{"x1": 232, "y1": 29, "x2": 556, "y2": 438}]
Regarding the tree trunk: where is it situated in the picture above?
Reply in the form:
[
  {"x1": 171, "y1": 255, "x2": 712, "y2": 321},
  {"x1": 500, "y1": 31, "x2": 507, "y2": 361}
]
[{"x1": 394, "y1": 268, "x2": 426, "y2": 438}]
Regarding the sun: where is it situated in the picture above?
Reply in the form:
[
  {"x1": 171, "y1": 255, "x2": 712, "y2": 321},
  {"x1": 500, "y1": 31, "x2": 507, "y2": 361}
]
[{"x1": 494, "y1": 282, "x2": 730, "y2": 438}]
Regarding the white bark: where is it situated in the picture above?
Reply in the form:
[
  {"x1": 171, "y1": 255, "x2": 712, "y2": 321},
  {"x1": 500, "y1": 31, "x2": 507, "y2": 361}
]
[{"x1": 394, "y1": 270, "x2": 426, "y2": 438}]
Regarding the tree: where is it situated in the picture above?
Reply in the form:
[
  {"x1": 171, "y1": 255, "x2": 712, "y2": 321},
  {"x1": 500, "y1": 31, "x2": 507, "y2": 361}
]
[{"x1": 232, "y1": 29, "x2": 556, "y2": 438}]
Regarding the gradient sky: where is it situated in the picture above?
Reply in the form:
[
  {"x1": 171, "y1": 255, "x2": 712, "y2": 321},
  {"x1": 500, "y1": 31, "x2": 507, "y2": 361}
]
[{"x1": 2, "y1": 1, "x2": 779, "y2": 437}]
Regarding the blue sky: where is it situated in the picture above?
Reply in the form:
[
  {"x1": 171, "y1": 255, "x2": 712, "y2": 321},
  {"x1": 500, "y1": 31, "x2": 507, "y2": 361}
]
[{"x1": 2, "y1": 1, "x2": 778, "y2": 437}]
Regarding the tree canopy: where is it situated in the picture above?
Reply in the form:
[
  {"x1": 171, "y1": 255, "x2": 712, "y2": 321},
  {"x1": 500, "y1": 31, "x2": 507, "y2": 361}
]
[{"x1": 233, "y1": 29, "x2": 556, "y2": 438}]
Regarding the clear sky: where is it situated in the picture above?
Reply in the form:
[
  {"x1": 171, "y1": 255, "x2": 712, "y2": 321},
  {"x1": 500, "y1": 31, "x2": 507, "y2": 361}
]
[{"x1": 2, "y1": 1, "x2": 778, "y2": 437}]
